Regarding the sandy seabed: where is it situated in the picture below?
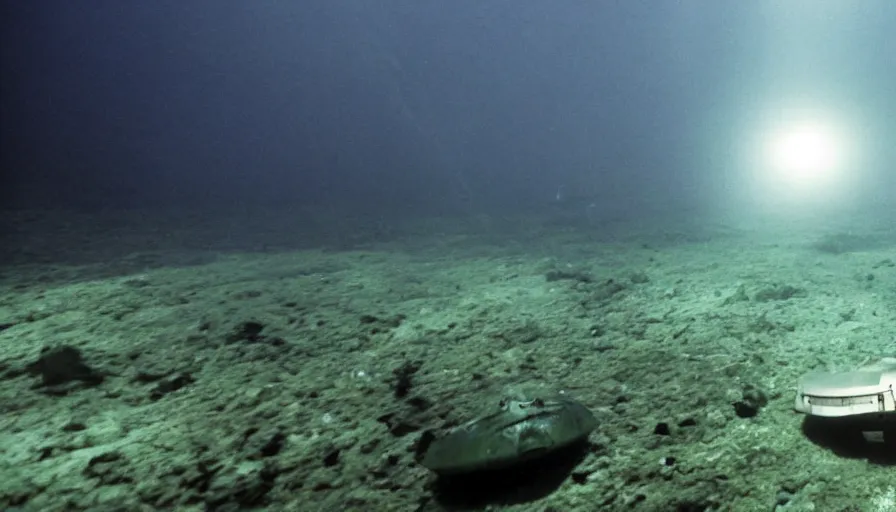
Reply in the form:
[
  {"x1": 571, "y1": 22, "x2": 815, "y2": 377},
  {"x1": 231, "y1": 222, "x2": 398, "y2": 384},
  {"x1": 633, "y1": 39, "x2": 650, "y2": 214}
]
[{"x1": 1, "y1": 207, "x2": 894, "y2": 512}]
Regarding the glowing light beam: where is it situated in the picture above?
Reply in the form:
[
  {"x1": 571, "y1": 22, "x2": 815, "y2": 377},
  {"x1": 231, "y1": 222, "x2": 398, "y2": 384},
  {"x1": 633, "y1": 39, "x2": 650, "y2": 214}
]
[{"x1": 764, "y1": 121, "x2": 846, "y2": 186}]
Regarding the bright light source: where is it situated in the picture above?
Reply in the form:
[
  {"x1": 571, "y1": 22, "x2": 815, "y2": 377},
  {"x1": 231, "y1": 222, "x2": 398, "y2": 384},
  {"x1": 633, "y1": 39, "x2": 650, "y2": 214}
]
[
  {"x1": 766, "y1": 122, "x2": 844, "y2": 184},
  {"x1": 731, "y1": 101, "x2": 868, "y2": 213},
  {"x1": 752, "y1": 108, "x2": 856, "y2": 199}
]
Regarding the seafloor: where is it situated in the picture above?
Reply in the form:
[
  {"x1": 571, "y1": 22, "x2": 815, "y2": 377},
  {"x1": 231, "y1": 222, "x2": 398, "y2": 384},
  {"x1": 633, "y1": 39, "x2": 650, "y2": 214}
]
[{"x1": 1, "y1": 208, "x2": 894, "y2": 511}]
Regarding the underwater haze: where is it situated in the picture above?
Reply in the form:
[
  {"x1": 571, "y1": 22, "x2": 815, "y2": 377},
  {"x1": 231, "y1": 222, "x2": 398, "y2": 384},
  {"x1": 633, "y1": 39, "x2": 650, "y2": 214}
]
[{"x1": 1, "y1": 1, "x2": 895, "y2": 510}]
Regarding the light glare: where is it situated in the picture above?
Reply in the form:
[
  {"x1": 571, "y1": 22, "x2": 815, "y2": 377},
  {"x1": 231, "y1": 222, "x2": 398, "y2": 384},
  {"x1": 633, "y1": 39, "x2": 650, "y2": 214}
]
[{"x1": 767, "y1": 123, "x2": 842, "y2": 183}]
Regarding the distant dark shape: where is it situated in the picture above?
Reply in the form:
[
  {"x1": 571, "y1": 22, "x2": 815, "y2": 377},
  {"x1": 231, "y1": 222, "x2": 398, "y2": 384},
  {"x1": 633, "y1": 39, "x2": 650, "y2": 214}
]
[{"x1": 26, "y1": 345, "x2": 104, "y2": 391}]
